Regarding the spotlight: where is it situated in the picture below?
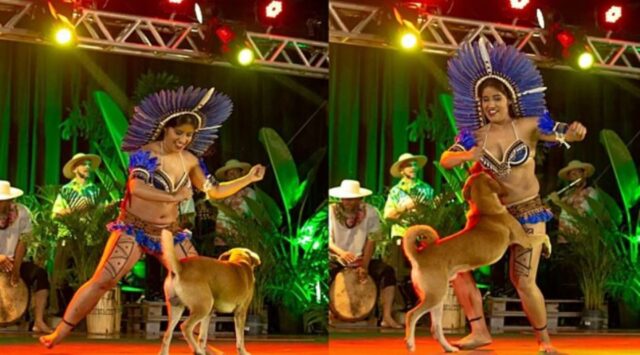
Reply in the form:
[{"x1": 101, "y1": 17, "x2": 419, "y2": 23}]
[
  {"x1": 54, "y1": 26, "x2": 74, "y2": 45},
  {"x1": 236, "y1": 47, "x2": 255, "y2": 66},
  {"x1": 577, "y1": 51, "x2": 594, "y2": 70},
  {"x1": 265, "y1": 1, "x2": 283, "y2": 19},
  {"x1": 194, "y1": 3, "x2": 203, "y2": 24},
  {"x1": 168, "y1": 0, "x2": 184, "y2": 4},
  {"x1": 605, "y1": 5, "x2": 622, "y2": 24},
  {"x1": 509, "y1": 0, "x2": 530, "y2": 10},
  {"x1": 400, "y1": 31, "x2": 419, "y2": 49},
  {"x1": 536, "y1": 8, "x2": 545, "y2": 29}
]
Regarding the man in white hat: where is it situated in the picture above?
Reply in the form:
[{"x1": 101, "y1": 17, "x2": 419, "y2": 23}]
[
  {"x1": 52, "y1": 153, "x2": 102, "y2": 218},
  {"x1": 383, "y1": 153, "x2": 434, "y2": 238},
  {"x1": 0, "y1": 180, "x2": 53, "y2": 333},
  {"x1": 329, "y1": 179, "x2": 402, "y2": 328},
  {"x1": 554, "y1": 160, "x2": 598, "y2": 240},
  {"x1": 213, "y1": 159, "x2": 256, "y2": 245},
  {"x1": 50, "y1": 153, "x2": 103, "y2": 313}
]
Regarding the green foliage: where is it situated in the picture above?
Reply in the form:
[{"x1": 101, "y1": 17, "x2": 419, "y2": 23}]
[
  {"x1": 217, "y1": 127, "x2": 328, "y2": 333},
  {"x1": 552, "y1": 190, "x2": 640, "y2": 311},
  {"x1": 19, "y1": 186, "x2": 60, "y2": 265},
  {"x1": 401, "y1": 189, "x2": 467, "y2": 236}
]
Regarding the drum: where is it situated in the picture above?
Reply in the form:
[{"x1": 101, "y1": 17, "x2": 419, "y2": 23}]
[
  {"x1": 86, "y1": 287, "x2": 121, "y2": 337},
  {"x1": 442, "y1": 284, "x2": 465, "y2": 331},
  {"x1": 329, "y1": 268, "x2": 377, "y2": 321},
  {"x1": 0, "y1": 272, "x2": 28, "y2": 326}
]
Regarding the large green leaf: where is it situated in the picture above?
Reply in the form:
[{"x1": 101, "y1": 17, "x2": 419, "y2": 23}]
[
  {"x1": 94, "y1": 91, "x2": 129, "y2": 172},
  {"x1": 438, "y1": 93, "x2": 456, "y2": 134},
  {"x1": 254, "y1": 187, "x2": 283, "y2": 229},
  {"x1": 258, "y1": 127, "x2": 301, "y2": 211},
  {"x1": 600, "y1": 129, "x2": 640, "y2": 211}
]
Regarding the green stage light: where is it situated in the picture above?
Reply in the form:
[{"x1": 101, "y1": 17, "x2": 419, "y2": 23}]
[
  {"x1": 578, "y1": 52, "x2": 594, "y2": 70},
  {"x1": 237, "y1": 48, "x2": 255, "y2": 66}
]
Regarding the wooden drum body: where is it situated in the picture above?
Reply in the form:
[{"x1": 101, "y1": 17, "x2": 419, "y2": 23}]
[
  {"x1": 329, "y1": 268, "x2": 377, "y2": 321},
  {"x1": 0, "y1": 272, "x2": 28, "y2": 326}
]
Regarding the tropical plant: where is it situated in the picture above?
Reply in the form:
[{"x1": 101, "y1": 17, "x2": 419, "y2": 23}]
[
  {"x1": 215, "y1": 127, "x2": 328, "y2": 333},
  {"x1": 550, "y1": 189, "x2": 640, "y2": 312}
]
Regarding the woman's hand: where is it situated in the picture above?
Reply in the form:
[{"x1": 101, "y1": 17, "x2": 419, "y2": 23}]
[
  {"x1": 247, "y1": 165, "x2": 266, "y2": 183},
  {"x1": 468, "y1": 146, "x2": 483, "y2": 162},
  {"x1": 566, "y1": 121, "x2": 587, "y2": 142}
]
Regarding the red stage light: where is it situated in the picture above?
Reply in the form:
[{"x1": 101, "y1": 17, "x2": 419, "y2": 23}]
[
  {"x1": 168, "y1": 0, "x2": 183, "y2": 4},
  {"x1": 509, "y1": 0, "x2": 529, "y2": 10},
  {"x1": 605, "y1": 5, "x2": 622, "y2": 24},
  {"x1": 556, "y1": 30, "x2": 575, "y2": 49},
  {"x1": 265, "y1": 1, "x2": 283, "y2": 19},
  {"x1": 215, "y1": 25, "x2": 235, "y2": 45}
]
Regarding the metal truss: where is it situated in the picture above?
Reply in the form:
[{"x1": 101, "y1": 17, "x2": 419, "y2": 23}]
[
  {"x1": 0, "y1": 0, "x2": 328, "y2": 79},
  {"x1": 329, "y1": 0, "x2": 640, "y2": 79}
]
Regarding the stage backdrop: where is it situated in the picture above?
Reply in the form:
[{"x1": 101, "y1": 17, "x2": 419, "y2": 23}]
[
  {"x1": 0, "y1": 41, "x2": 327, "y2": 206},
  {"x1": 329, "y1": 43, "x2": 640, "y2": 198}
]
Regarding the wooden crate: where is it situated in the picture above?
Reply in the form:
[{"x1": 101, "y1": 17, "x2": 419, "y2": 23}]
[
  {"x1": 122, "y1": 301, "x2": 235, "y2": 339},
  {"x1": 487, "y1": 297, "x2": 585, "y2": 334}
]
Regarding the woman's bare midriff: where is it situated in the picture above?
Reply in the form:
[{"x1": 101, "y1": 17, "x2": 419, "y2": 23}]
[
  {"x1": 126, "y1": 195, "x2": 180, "y2": 225},
  {"x1": 498, "y1": 159, "x2": 540, "y2": 205}
]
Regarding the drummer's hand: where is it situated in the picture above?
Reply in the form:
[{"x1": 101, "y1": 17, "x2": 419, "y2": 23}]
[
  {"x1": 10, "y1": 270, "x2": 19, "y2": 287},
  {"x1": 340, "y1": 251, "x2": 357, "y2": 264},
  {"x1": 356, "y1": 267, "x2": 368, "y2": 283},
  {"x1": 0, "y1": 255, "x2": 13, "y2": 273}
]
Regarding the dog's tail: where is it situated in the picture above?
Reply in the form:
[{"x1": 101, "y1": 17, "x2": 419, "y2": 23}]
[
  {"x1": 160, "y1": 230, "x2": 182, "y2": 275},
  {"x1": 403, "y1": 225, "x2": 439, "y2": 262}
]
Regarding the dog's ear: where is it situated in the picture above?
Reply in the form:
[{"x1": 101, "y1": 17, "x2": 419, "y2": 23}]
[
  {"x1": 245, "y1": 250, "x2": 261, "y2": 267},
  {"x1": 218, "y1": 251, "x2": 231, "y2": 261}
]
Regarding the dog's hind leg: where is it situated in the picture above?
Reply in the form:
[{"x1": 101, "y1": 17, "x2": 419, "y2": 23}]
[
  {"x1": 197, "y1": 311, "x2": 212, "y2": 352},
  {"x1": 234, "y1": 304, "x2": 251, "y2": 355},
  {"x1": 404, "y1": 298, "x2": 432, "y2": 353},
  {"x1": 181, "y1": 300, "x2": 213, "y2": 355},
  {"x1": 430, "y1": 302, "x2": 459, "y2": 353}
]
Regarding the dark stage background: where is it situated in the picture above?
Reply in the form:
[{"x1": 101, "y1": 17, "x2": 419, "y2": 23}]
[
  {"x1": 0, "y1": 41, "x2": 328, "y2": 209},
  {"x1": 329, "y1": 43, "x2": 640, "y2": 202}
]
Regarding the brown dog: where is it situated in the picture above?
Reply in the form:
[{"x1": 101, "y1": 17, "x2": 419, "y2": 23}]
[
  {"x1": 159, "y1": 230, "x2": 261, "y2": 355},
  {"x1": 403, "y1": 172, "x2": 549, "y2": 353}
]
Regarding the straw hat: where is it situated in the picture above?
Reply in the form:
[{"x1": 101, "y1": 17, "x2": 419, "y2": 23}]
[
  {"x1": 390, "y1": 153, "x2": 427, "y2": 178},
  {"x1": 558, "y1": 160, "x2": 595, "y2": 181},
  {"x1": 0, "y1": 180, "x2": 23, "y2": 201},
  {"x1": 215, "y1": 159, "x2": 251, "y2": 180},
  {"x1": 63, "y1": 153, "x2": 102, "y2": 179},
  {"x1": 329, "y1": 180, "x2": 372, "y2": 199}
]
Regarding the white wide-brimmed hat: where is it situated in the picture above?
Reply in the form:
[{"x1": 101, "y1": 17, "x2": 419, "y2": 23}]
[
  {"x1": 0, "y1": 180, "x2": 23, "y2": 201},
  {"x1": 63, "y1": 153, "x2": 102, "y2": 179},
  {"x1": 390, "y1": 153, "x2": 427, "y2": 178},
  {"x1": 329, "y1": 180, "x2": 372, "y2": 199},
  {"x1": 215, "y1": 159, "x2": 251, "y2": 180},
  {"x1": 558, "y1": 160, "x2": 595, "y2": 181}
]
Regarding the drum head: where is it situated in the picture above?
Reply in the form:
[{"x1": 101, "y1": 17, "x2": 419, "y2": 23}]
[
  {"x1": 329, "y1": 268, "x2": 377, "y2": 321},
  {"x1": 0, "y1": 273, "x2": 29, "y2": 325}
]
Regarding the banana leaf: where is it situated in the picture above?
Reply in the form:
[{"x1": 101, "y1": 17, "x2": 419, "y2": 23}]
[
  {"x1": 254, "y1": 187, "x2": 283, "y2": 229},
  {"x1": 600, "y1": 129, "x2": 640, "y2": 262},
  {"x1": 258, "y1": 127, "x2": 302, "y2": 212},
  {"x1": 94, "y1": 91, "x2": 129, "y2": 172}
]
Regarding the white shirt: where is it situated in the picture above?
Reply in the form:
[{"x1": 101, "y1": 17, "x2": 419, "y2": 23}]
[
  {"x1": 0, "y1": 203, "x2": 32, "y2": 258},
  {"x1": 329, "y1": 203, "x2": 380, "y2": 257}
]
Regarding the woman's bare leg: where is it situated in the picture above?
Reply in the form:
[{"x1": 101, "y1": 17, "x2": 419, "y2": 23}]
[
  {"x1": 510, "y1": 222, "x2": 555, "y2": 353},
  {"x1": 39, "y1": 232, "x2": 142, "y2": 348},
  {"x1": 451, "y1": 271, "x2": 492, "y2": 349}
]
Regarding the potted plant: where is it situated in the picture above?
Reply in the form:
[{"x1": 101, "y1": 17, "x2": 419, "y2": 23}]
[{"x1": 551, "y1": 191, "x2": 619, "y2": 329}]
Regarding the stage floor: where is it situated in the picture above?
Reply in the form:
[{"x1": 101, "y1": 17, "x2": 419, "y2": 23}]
[
  {"x1": 328, "y1": 329, "x2": 640, "y2": 355},
  {"x1": 2, "y1": 331, "x2": 640, "y2": 354},
  {"x1": 0, "y1": 333, "x2": 328, "y2": 354}
]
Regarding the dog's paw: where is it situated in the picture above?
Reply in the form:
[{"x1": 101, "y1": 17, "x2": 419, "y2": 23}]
[{"x1": 405, "y1": 339, "x2": 416, "y2": 352}]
